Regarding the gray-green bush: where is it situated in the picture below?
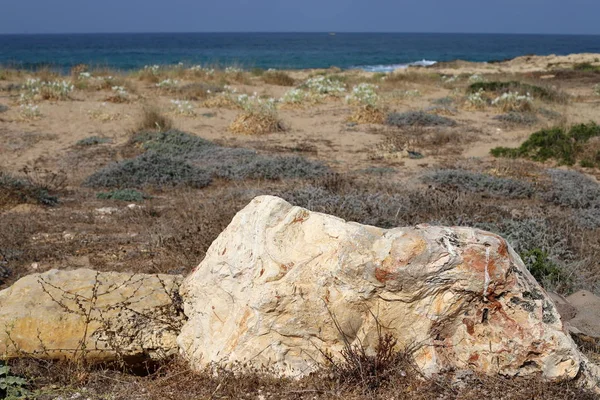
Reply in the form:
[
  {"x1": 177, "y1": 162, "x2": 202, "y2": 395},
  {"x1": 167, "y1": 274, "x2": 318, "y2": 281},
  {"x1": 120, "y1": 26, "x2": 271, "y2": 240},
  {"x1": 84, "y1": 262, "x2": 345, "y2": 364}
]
[
  {"x1": 386, "y1": 111, "x2": 456, "y2": 127},
  {"x1": 86, "y1": 130, "x2": 329, "y2": 189},
  {"x1": 423, "y1": 169, "x2": 534, "y2": 198},
  {"x1": 76, "y1": 136, "x2": 112, "y2": 146},
  {"x1": 84, "y1": 152, "x2": 213, "y2": 189},
  {"x1": 494, "y1": 112, "x2": 539, "y2": 126}
]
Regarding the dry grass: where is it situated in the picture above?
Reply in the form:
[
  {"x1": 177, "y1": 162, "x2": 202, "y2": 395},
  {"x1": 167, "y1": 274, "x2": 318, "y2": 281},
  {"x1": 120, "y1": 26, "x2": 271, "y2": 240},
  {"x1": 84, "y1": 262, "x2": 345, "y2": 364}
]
[
  {"x1": 133, "y1": 106, "x2": 174, "y2": 133},
  {"x1": 348, "y1": 105, "x2": 386, "y2": 124},
  {"x1": 31, "y1": 67, "x2": 59, "y2": 82},
  {"x1": 6, "y1": 355, "x2": 596, "y2": 400},
  {"x1": 229, "y1": 112, "x2": 285, "y2": 135},
  {"x1": 263, "y1": 71, "x2": 296, "y2": 86},
  {"x1": 201, "y1": 94, "x2": 240, "y2": 109}
]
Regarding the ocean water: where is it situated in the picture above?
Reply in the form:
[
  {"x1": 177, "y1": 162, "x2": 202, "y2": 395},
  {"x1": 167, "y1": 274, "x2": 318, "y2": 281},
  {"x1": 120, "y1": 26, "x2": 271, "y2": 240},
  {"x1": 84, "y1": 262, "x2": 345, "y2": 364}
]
[{"x1": 1, "y1": 33, "x2": 600, "y2": 72}]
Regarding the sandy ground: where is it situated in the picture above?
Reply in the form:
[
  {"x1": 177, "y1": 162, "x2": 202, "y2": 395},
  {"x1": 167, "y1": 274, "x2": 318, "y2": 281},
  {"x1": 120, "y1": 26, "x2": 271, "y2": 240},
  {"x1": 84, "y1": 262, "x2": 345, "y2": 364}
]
[{"x1": 1, "y1": 53, "x2": 599, "y2": 179}]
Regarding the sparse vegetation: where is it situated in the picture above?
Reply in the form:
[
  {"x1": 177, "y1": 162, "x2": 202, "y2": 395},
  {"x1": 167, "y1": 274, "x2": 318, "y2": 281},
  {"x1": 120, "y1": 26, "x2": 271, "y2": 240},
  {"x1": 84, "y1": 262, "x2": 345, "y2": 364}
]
[
  {"x1": 86, "y1": 130, "x2": 328, "y2": 189},
  {"x1": 262, "y1": 71, "x2": 295, "y2": 86},
  {"x1": 346, "y1": 83, "x2": 385, "y2": 124},
  {"x1": 83, "y1": 151, "x2": 213, "y2": 189},
  {"x1": 3, "y1": 60, "x2": 600, "y2": 399},
  {"x1": 134, "y1": 106, "x2": 174, "y2": 133},
  {"x1": 76, "y1": 136, "x2": 112, "y2": 146},
  {"x1": 423, "y1": 169, "x2": 534, "y2": 198},
  {"x1": 386, "y1": 111, "x2": 456, "y2": 127},
  {"x1": 468, "y1": 81, "x2": 567, "y2": 103},
  {"x1": 573, "y1": 62, "x2": 600, "y2": 72},
  {"x1": 0, "y1": 170, "x2": 59, "y2": 208},
  {"x1": 229, "y1": 94, "x2": 284, "y2": 134},
  {"x1": 96, "y1": 189, "x2": 150, "y2": 202},
  {"x1": 494, "y1": 112, "x2": 539, "y2": 126}
]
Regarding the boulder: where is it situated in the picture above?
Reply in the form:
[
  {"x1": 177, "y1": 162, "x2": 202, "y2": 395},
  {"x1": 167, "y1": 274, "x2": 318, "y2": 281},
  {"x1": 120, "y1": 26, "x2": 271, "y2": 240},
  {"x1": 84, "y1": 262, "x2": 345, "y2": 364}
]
[
  {"x1": 0, "y1": 269, "x2": 184, "y2": 364},
  {"x1": 178, "y1": 195, "x2": 599, "y2": 389}
]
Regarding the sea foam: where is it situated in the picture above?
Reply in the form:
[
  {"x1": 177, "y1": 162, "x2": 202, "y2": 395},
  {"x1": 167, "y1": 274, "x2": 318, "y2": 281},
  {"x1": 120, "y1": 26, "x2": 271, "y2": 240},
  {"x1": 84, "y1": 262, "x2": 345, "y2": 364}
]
[{"x1": 355, "y1": 59, "x2": 437, "y2": 72}]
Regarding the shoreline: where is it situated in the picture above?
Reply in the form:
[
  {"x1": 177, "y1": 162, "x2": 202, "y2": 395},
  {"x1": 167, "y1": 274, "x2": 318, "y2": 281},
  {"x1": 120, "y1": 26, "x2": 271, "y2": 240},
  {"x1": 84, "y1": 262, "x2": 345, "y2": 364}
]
[{"x1": 2, "y1": 52, "x2": 600, "y2": 74}]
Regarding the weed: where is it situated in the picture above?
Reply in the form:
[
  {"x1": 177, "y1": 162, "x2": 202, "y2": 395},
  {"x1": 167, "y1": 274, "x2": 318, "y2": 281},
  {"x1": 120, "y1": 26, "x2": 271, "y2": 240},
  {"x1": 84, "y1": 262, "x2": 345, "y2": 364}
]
[
  {"x1": 96, "y1": 189, "x2": 150, "y2": 202},
  {"x1": 386, "y1": 111, "x2": 456, "y2": 127},
  {"x1": 494, "y1": 112, "x2": 539, "y2": 126},
  {"x1": 521, "y1": 248, "x2": 571, "y2": 289},
  {"x1": 0, "y1": 364, "x2": 29, "y2": 399},
  {"x1": 0, "y1": 170, "x2": 59, "y2": 208},
  {"x1": 321, "y1": 311, "x2": 414, "y2": 393},
  {"x1": 76, "y1": 136, "x2": 112, "y2": 146}
]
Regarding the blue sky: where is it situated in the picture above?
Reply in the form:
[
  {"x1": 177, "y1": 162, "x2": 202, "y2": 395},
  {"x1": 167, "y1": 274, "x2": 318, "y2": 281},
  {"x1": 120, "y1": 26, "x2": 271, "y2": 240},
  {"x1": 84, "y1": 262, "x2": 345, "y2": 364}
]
[{"x1": 1, "y1": 0, "x2": 598, "y2": 35}]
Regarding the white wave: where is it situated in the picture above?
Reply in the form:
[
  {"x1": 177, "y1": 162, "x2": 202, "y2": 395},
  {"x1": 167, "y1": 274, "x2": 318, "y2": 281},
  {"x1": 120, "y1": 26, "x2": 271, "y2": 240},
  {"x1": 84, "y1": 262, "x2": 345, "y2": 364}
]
[{"x1": 354, "y1": 59, "x2": 437, "y2": 72}]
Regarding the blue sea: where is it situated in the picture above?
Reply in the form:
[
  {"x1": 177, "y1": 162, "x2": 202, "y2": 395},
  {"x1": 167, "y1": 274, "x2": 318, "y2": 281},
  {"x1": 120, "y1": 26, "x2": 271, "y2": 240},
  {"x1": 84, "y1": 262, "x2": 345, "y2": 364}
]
[{"x1": 1, "y1": 33, "x2": 600, "y2": 72}]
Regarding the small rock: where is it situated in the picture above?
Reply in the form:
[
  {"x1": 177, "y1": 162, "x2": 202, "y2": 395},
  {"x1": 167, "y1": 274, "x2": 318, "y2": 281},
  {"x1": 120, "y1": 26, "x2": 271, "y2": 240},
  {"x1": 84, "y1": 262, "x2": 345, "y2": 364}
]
[{"x1": 95, "y1": 207, "x2": 118, "y2": 215}]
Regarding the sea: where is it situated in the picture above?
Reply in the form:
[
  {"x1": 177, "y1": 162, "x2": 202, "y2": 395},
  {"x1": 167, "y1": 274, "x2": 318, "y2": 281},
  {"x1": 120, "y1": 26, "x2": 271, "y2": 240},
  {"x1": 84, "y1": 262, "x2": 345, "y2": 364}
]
[{"x1": 1, "y1": 32, "x2": 600, "y2": 72}]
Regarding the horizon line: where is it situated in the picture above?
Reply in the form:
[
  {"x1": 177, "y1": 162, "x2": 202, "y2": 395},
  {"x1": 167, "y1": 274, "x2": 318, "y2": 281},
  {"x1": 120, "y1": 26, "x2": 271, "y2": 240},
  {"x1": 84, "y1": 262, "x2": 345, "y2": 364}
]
[{"x1": 1, "y1": 31, "x2": 600, "y2": 36}]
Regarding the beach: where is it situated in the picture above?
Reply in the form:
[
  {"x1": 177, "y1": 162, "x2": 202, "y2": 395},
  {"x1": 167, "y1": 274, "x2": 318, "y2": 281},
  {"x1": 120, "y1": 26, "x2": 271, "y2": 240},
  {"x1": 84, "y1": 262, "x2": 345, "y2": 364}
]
[{"x1": 1, "y1": 53, "x2": 600, "y2": 398}]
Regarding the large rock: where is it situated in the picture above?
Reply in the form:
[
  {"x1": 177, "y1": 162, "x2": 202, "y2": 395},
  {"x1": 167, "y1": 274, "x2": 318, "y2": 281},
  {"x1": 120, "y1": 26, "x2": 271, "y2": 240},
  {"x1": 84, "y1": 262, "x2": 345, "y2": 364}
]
[
  {"x1": 0, "y1": 269, "x2": 184, "y2": 363},
  {"x1": 178, "y1": 195, "x2": 598, "y2": 388}
]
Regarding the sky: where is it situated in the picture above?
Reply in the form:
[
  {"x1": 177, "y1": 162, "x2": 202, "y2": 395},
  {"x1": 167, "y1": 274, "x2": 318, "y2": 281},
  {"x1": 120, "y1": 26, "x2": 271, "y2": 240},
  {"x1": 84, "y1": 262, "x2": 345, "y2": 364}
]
[{"x1": 1, "y1": 0, "x2": 599, "y2": 35}]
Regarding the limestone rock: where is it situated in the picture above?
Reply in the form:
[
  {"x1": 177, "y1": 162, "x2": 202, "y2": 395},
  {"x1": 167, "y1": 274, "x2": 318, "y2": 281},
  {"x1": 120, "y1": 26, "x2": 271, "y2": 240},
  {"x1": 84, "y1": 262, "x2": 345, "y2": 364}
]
[
  {"x1": 0, "y1": 269, "x2": 184, "y2": 364},
  {"x1": 178, "y1": 195, "x2": 598, "y2": 389}
]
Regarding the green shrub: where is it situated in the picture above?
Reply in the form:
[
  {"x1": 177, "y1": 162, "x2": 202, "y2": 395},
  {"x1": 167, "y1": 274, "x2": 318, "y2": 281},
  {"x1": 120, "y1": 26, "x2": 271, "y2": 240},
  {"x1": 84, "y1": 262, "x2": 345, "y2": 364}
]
[
  {"x1": 96, "y1": 189, "x2": 150, "y2": 202},
  {"x1": 386, "y1": 111, "x2": 456, "y2": 127},
  {"x1": 573, "y1": 62, "x2": 600, "y2": 72},
  {"x1": 76, "y1": 136, "x2": 112, "y2": 146},
  {"x1": 521, "y1": 248, "x2": 570, "y2": 288},
  {"x1": 0, "y1": 104, "x2": 8, "y2": 113},
  {"x1": 490, "y1": 122, "x2": 600, "y2": 166}
]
